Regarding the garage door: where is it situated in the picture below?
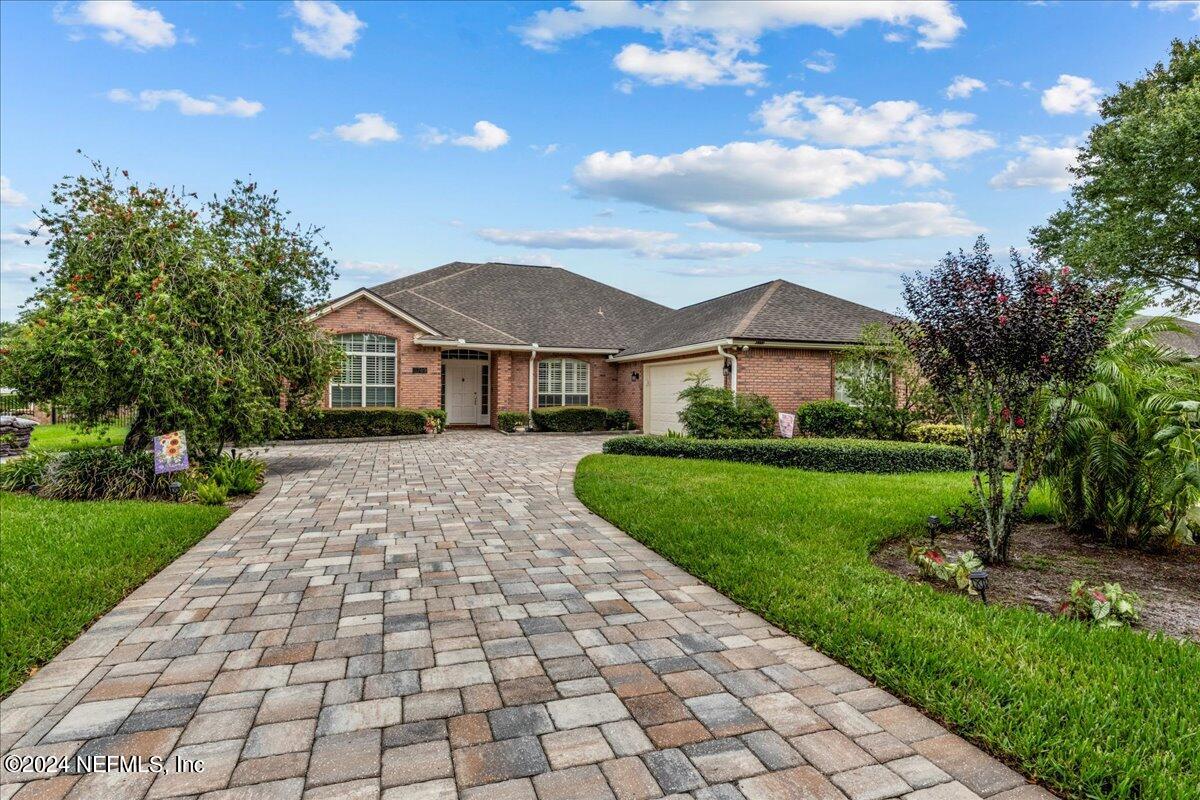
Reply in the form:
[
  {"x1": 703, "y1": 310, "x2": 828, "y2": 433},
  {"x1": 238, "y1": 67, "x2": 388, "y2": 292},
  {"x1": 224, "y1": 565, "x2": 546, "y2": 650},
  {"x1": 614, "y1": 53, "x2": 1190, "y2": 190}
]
[{"x1": 645, "y1": 357, "x2": 724, "y2": 435}]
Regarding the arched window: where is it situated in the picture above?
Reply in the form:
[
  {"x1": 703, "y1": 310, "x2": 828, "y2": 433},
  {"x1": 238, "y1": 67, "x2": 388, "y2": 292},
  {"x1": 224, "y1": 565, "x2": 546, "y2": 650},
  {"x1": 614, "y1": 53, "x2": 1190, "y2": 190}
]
[
  {"x1": 331, "y1": 334, "x2": 396, "y2": 407},
  {"x1": 538, "y1": 359, "x2": 590, "y2": 407}
]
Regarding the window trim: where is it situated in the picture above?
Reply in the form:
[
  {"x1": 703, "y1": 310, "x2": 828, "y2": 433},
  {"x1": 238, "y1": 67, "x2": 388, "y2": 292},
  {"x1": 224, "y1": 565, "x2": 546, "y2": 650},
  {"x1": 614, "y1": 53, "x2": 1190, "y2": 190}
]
[
  {"x1": 537, "y1": 358, "x2": 591, "y2": 407},
  {"x1": 330, "y1": 333, "x2": 397, "y2": 408}
]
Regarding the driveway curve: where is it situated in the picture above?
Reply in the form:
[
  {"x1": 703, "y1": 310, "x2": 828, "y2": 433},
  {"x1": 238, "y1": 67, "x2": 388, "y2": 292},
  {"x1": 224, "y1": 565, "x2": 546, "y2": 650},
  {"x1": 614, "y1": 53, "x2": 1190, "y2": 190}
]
[{"x1": 0, "y1": 432, "x2": 1047, "y2": 800}]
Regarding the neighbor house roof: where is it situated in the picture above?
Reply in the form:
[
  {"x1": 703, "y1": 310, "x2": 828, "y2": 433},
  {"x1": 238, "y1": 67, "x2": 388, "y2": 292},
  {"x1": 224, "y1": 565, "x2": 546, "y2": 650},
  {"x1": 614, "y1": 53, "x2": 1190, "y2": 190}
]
[
  {"x1": 1131, "y1": 315, "x2": 1200, "y2": 357},
  {"x1": 316, "y1": 262, "x2": 897, "y2": 357},
  {"x1": 616, "y1": 279, "x2": 900, "y2": 358}
]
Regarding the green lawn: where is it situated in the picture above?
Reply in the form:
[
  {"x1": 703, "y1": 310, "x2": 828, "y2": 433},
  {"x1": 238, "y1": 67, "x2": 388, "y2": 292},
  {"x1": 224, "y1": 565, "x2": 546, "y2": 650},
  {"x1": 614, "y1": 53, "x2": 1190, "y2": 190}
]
[
  {"x1": 0, "y1": 492, "x2": 228, "y2": 696},
  {"x1": 29, "y1": 423, "x2": 129, "y2": 451},
  {"x1": 575, "y1": 455, "x2": 1200, "y2": 800}
]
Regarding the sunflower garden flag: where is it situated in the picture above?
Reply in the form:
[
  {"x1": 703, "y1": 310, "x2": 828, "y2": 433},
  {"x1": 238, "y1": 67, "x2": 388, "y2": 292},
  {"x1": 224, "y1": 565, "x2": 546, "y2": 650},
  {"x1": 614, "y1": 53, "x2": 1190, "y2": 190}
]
[{"x1": 154, "y1": 430, "x2": 189, "y2": 474}]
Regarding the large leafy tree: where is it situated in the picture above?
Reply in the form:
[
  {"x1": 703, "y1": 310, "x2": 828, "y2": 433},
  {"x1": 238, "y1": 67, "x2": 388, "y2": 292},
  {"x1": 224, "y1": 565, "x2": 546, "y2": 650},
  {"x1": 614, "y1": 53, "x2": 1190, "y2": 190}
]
[
  {"x1": 1031, "y1": 38, "x2": 1200, "y2": 314},
  {"x1": 900, "y1": 237, "x2": 1121, "y2": 563},
  {"x1": 0, "y1": 162, "x2": 342, "y2": 457}
]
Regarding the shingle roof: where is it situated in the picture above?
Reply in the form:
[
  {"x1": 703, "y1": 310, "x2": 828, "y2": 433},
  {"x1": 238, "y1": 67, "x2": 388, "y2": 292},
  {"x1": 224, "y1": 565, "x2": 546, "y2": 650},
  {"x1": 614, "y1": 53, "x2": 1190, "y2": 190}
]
[
  {"x1": 617, "y1": 279, "x2": 899, "y2": 357},
  {"x1": 332, "y1": 263, "x2": 896, "y2": 355},
  {"x1": 371, "y1": 262, "x2": 673, "y2": 349},
  {"x1": 1131, "y1": 315, "x2": 1200, "y2": 357}
]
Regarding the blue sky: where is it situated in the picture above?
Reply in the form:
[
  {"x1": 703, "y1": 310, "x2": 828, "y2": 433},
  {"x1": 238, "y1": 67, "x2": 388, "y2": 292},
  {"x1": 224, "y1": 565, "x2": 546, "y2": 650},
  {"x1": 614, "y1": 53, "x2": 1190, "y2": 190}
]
[{"x1": 2, "y1": 1, "x2": 1196, "y2": 322}]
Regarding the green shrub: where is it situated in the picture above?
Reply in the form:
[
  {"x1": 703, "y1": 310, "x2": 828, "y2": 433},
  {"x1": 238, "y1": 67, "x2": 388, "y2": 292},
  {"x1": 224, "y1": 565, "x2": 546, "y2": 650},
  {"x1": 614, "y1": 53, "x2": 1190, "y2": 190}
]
[
  {"x1": 0, "y1": 450, "x2": 53, "y2": 492},
  {"x1": 206, "y1": 452, "x2": 265, "y2": 495},
  {"x1": 420, "y1": 408, "x2": 447, "y2": 434},
  {"x1": 531, "y1": 406, "x2": 609, "y2": 432},
  {"x1": 285, "y1": 408, "x2": 427, "y2": 439},
  {"x1": 909, "y1": 422, "x2": 967, "y2": 447},
  {"x1": 795, "y1": 400, "x2": 863, "y2": 437},
  {"x1": 1059, "y1": 581, "x2": 1142, "y2": 628},
  {"x1": 195, "y1": 478, "x2": 229, "y2": 506},
  {"x1": 38, "y1": 448, "x2": 172, "y2": 500},
  {"x1": 603, "y1": 435, "x2": 970, "y2": 473},
  {"x1": 677, "y1": 383, "x2": 776, "y2": 439},
  {"x1": 605, "y1": 408, "x2": 633, "y2": 431},
  {"x1": 497, "y1": 411, "x2": 528, "y2": 433}
]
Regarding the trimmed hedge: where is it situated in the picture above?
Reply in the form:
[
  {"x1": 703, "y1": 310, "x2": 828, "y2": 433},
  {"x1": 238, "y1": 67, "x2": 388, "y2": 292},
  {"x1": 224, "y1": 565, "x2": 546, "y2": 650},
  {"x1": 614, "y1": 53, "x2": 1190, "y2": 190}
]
[
  {"x1": 531, "y1": 406, "x2": 609, "y2": 432},
  {"x1": 605, "y1": 408, "x2": 633, "y2": 432},
  {"x1": 285, "y1": 408, "x2": 426, "y2": 439},
  {"x1": 795, "y1": 400, "x2": 863, "y2": 437},
  {"x1": 602, "y1": 435, "x2": 969, "y2": 473},
  {"x1": 497, "y1": 411, "x2": 528, "y2": 433},
  {"x1": 420, "y1": 408, "x2": 447, "y2": 434},
  {"x1": 909, "y1": 422, "x2": 967, "y2": 447}
]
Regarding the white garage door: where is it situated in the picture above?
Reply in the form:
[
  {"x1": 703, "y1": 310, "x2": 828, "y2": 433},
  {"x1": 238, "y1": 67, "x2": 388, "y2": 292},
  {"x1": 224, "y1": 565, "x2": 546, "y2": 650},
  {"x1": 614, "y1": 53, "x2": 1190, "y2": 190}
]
[{"x1": 645, "y1": 357, "x2": 724, "y2": 435}]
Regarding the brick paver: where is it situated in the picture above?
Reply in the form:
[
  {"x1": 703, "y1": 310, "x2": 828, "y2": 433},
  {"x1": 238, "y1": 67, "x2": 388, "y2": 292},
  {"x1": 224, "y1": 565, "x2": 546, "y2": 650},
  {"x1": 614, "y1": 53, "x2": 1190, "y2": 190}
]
[{"x1": 0, "y1": 432, "x2": 1050, "y2": 799}]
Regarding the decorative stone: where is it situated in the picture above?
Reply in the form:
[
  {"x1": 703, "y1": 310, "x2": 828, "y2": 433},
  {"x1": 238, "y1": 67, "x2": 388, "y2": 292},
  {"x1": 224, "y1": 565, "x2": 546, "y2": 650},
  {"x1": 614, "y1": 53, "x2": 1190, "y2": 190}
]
[{"x1": 0, "y1": 414, "x2": 37, "y2": 458}]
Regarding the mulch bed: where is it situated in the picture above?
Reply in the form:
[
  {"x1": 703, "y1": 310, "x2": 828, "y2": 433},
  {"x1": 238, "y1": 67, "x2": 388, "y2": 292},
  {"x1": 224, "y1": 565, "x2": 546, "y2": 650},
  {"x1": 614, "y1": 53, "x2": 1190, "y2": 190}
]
[{"x1": 874, "y1": 523, "x2": 1200, "y2": 641}]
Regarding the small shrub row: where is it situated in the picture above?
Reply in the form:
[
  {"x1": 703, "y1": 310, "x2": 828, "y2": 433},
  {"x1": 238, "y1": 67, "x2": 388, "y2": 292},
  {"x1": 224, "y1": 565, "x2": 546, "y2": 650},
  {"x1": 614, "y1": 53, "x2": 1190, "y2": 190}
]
[
  {"x1": 909, "y1": 422, "x2": 967, "y2": 447},
  {"x1": 284, "y1": 408, "x2": 427, "y2": 439},
  {"x1": 795, "y1": 400, "x2": 863, "y2": 437},
  {"x1": 497, "y1": 411, "x2": 528, "y2": 432},
  {"x1": 420, "y1": 408, "x2": 447, "y2": 434},
  {"x1": 603, "y1": 435, "x2": 970, "y2": 473},
  {"x1": 531, "y1": 406, "x2": 609, "y2": 432},
  {"x1": 0, "y1": 447, "x2": 266, "y2": 504}
]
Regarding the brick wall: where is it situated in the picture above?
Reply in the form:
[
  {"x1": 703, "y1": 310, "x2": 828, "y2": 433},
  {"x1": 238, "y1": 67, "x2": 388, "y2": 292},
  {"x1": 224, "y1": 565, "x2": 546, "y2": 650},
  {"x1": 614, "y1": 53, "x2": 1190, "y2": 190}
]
[
  {"x1": 314, "y1": 297, "x2": 441, "y2": 409},
  {"x1": 737, "y1": 347, "x2": 835, "y2": 414}
]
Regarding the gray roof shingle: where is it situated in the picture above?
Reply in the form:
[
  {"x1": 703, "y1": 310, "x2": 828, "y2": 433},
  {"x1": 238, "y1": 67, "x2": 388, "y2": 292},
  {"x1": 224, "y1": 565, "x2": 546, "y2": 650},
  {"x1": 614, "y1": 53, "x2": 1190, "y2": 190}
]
[{"x1": 340, "y1": 263, "x2": 896, "y2": 355}]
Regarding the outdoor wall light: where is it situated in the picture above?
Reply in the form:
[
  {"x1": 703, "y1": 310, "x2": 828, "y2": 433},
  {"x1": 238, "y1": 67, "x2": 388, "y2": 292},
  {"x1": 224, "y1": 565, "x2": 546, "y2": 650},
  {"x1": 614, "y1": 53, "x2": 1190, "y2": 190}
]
[
  {"x1": 970, "y1": 569, "x2": 990, "y2": 604},
  {"x1": 630, "y1": 371, "x2": 639, "y2": 381},
  {"x1": 926, "y1": 515, "x2": 940, "y2": 546}
]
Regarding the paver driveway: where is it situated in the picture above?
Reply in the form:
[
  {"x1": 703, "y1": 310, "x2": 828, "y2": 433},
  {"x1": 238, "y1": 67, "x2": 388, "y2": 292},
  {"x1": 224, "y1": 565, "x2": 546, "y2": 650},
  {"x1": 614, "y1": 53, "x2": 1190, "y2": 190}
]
[{"x1": 1, "y1": 432, "x2": 1051, "y2": 800}]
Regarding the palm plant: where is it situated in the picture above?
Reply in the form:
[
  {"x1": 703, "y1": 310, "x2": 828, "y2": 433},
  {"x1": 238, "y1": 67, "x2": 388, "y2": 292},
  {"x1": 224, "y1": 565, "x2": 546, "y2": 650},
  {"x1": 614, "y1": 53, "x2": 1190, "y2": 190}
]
[{"x1": 1046, "y1": 305, "x2": 1200, "y2": 547}]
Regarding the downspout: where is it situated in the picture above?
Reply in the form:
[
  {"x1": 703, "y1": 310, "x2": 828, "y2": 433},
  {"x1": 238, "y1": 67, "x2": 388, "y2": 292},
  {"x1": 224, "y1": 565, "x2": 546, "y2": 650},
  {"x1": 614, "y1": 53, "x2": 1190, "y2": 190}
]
[
  {"x1": 717, "y1": 344, "x2": 738, "y2": 397},
  {"x1": 528, "y1": 344, "x2": 538, "y2": 415}
]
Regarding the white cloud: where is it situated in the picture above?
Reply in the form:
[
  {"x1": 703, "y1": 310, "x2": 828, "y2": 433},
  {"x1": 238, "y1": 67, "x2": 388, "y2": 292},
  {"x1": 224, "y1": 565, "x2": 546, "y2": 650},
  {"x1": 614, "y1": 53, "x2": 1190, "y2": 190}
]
[
  {"x1": 531, "y1": 143, "x2": 560, "y2": 156},
  {"x1": 804, "y1": 49, "x2": 836, "y2": 74},
  {"x1": 664, "y1": 255, "x2": 926, "y2": 278},
  {"x1": 0, "y1": 261, "x2": 42, "y2": 276},
  {"x1": 1041, "y1": 74, "x2": 1103, "y2": 115},
  {"x1": 476, "y1": 225, "x2": 761, "y2": 259},
  {"x1": 572, "y1": 140, "x2": 977, "y2": 242},
  {"x1": 0, "y1": 220, "x2": 46, "y2": 246},
  {"x1": 332, "y1": 113, "x2": 400, "y2": 144},
  {"x1": 107, "y1": 88, "x2": 263, "y2": 117},
  {"x1": 292, "y1": 0, "x2": 364, "y2": 59},
  {"x1": 339, "y1": 260, "x2": 405, "y2": 275},
  {"x1": 945, "y1": 75, "x2": 986, "y2": 99},
  {"x1": 904, "y1": 162, "x2": 946, "y2": 186},
  {"x1": 1, "y1": 177, "x2": 28, "y2": 207},
  {"x1": 755, "y1": 92, "x2": 995, "y2": 160},
  {"x1": 693, "y1": 200, "x2": 978, "y2": 242},
  {"x1": 574, "y1": 140, "x2": 909, "y2": 206},
  {"x1": 989, "y1": 137, "x2": 1079, "y2": 191},
  {"x1": 452, "y1": 121, "x2": 510, "y2": 151},
  {"x1": 613, "y1": 43, "x2": 765, "y2": 88},
  {"x1": 1146, "y1": 1, "x2": 1200, "y2": 20},
  {"x1": 516, "y1": 1, "x2": 965, "y2": 53},
  {"x1": 55, "y1": 0, "x2": 176, "y2": 50},
  {"x1": 417, "y1": 125, "x2": 449, "y2": 146}
]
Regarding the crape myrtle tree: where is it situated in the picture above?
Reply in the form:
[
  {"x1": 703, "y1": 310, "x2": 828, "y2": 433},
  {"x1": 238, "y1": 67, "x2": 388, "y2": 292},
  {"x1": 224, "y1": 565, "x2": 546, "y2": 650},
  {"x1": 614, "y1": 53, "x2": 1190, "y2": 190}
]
[
  {"x1": 900, "y1": 237, "x2": 1121, "y2": 563},
  {"x1": 0, "y1": 161, "x2": 343, "y2": 458},
  {"x1": 1031, "y1": 38, "x2": 1200, "y2": 314}
]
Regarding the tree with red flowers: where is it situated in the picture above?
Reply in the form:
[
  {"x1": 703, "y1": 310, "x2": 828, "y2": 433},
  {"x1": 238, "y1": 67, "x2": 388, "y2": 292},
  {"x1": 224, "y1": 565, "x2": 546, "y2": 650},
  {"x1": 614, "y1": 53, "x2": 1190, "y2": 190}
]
[
  {"x1": 900, "y1": 237, "x2": 1121, "y2": 563},
  {"x1": 0, "y1": 160, "x2": 343, "y2": 457}
]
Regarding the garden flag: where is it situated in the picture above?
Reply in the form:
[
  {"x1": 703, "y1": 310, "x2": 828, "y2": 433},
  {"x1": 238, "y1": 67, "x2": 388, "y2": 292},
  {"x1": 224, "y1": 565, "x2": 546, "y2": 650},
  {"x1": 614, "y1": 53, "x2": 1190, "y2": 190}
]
[
  {"x1": 778, "y1": 412, "x2": 795, "y2": 439},
  {"x1": 154, "y1": 430, "x2": 189, "y2": 474}
]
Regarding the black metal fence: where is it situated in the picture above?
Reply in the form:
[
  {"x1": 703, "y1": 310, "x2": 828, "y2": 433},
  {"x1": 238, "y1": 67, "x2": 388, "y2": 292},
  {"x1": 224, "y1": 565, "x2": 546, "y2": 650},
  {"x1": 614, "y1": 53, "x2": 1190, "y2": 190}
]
[
  {"x1": 0, "y1": 394, "x2": 33, "y2": 417},
  {"x1": 0, "y1": 394, "x2": 135, "y2": 427}
]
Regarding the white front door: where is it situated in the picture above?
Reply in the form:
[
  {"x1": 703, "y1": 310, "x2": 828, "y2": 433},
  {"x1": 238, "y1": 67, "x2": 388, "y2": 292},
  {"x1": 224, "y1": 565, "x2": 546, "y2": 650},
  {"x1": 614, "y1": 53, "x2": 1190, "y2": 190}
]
[{"x1": 445, "y1": 362, "x2": 482, "y2": 424}]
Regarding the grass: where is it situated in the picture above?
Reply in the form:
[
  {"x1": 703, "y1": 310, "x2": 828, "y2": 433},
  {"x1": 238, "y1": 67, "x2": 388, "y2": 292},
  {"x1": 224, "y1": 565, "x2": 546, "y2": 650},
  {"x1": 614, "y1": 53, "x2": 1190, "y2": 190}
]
[
  {"x1": 575, "y1": 455, "x2": 1200, "y2": 800},
  {"x1": 0, "y1": 492, "x2": 228, "y2": 697},
  {"x1": 29, "y1": 423, "x2": 129, "y2": 452}
]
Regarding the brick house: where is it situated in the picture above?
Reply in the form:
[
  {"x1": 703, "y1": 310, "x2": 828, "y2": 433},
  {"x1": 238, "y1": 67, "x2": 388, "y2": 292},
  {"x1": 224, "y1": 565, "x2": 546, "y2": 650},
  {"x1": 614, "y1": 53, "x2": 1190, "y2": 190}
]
[{"x1": 309, "y1": 261, "x2": 897, "y2": 434}]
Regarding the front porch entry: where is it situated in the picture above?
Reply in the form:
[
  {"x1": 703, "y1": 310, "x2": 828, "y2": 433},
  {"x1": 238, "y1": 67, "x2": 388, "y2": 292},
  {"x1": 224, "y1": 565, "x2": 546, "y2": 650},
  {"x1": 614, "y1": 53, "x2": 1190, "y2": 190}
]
[{"x1": 441, "y1": 349, "x2": 490, "y2": 425}]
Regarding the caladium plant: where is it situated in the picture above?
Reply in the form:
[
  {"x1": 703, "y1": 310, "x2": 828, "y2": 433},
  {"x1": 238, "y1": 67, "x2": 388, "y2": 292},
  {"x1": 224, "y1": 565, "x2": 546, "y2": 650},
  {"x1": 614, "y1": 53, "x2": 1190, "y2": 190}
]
[
  {"x1": 1058, "y1": 580, "x2": 1142, "y2": 628},
  {"x1": 908, "y1": 543, "x2": 985, "y2": 594}
]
